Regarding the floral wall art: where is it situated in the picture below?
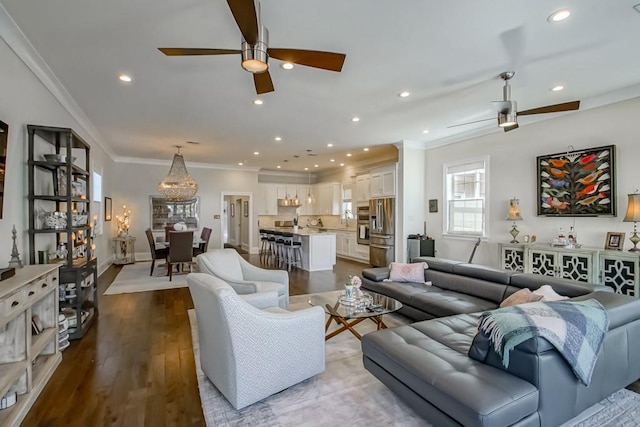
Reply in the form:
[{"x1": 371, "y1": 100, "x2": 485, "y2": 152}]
[{"x1": 537, "y1": 145, "x2": 616, "y2": 216}]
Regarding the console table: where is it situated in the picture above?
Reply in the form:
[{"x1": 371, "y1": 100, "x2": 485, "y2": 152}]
[
  {"x1": 112, "y1": 236, "x2": 136, "y2": 265},
  {"x1": 0, "y1": 265, "x2": 61, "y2": 427},
  {"x1": 499, "y1": 243, "x2": 640, "y2": 297}
]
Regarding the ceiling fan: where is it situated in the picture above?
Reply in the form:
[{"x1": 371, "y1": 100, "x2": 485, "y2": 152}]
[
  {"x1": 158, "y1": 0, "x2": 346, "y2": 95},
  {"x1": 448, "y1": 71, "x2": 580, "y2": 133}
]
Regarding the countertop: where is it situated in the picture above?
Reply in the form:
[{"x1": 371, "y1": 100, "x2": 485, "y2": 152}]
[{"x1": 261, "y1": 227, "x2": 337, "y2": 236}]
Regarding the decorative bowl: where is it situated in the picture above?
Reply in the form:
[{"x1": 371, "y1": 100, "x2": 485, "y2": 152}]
[{"x1": 43, "y1": 154, "x2": 64, "y2": 162}]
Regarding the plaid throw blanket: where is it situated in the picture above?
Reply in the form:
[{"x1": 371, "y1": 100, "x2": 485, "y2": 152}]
[{"x1": 478, "y1": 299, "x2": 609, "y2": 385}]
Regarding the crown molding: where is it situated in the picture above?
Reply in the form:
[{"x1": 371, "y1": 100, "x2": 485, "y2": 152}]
[
  {"x1": 114, "y1": 155, "x2": 261, "y2": 172},
  {"x1": 0, "y1": 5, "x2": 116, "y2": 159}
]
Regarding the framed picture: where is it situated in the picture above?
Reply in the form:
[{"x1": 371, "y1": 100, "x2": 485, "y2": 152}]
[
  {"x1": 605, "y1": 232, "x2": 625, "y2": 251},
  {"x1": 428, "y1": 199, "x2": 438, "y2": 213},
  {"x1": 243, "y1": 201, "x2": 249, "y2": 217},
  {"x1": 537, "y1": 145, "x2": 615, "y2": 216},
  {"x1": 104, "y1": 197, "x2": 112, "y2": 221},
  {"x1": 54, "y1": 168, "x2": 68, "y2": 196}
]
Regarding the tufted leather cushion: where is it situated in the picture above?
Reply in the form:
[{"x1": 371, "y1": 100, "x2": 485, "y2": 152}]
[{"x1": 362, "y1": 314, "x2": 539, "y2": 427}]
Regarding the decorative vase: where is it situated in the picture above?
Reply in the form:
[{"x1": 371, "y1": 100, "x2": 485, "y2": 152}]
[
  {"x1": 294, "y1": 225, "x2": 299, "y2": 231},
  {"x1": 344, "y1": 283, "x2": 354, "y2": 300},
  {"x1": 119, "y1": 230, "x2": 128, "y2": 238}
]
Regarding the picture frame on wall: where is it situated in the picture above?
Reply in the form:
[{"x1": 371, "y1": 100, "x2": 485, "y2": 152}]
[
  {"x1": 104, "y1": 197, "x2": 112, "y2": 221},
  {"x1": 243, "y1": 201, "x2": 249, "y2": 217},
  {"x1": 605, "y1": 232, "x2": 625, "y2": 251},
  {"x1": 428, "y1": 199, "x2": 438, "y2": 213},
  {"x1": 536, "y1": 145, "x2": 616, "y2": 217}
]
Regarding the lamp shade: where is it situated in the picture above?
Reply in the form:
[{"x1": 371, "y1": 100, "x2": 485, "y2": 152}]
[
  {"x1": 623, "y1": 193, "x2": 640, "y2": 222},
  {"x1": 506, "y1": 198, "x2": 523, "y2": 221},
  {"x1": 158, "y1": 150, "x2": 198, "y2": 201}
]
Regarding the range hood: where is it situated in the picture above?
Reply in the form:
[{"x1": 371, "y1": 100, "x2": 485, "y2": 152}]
[{"x1": 277, "y1": 199, "x2": 301, "y2": 207}]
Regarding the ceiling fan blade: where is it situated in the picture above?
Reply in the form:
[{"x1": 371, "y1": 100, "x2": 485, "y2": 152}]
[
  {"x1": 503, "y1": 123, "x2": 519, "y2": 132},
  {"x1": 447, "y1": 117, "x2": 495, "y2": 129},
  {"x1": 517, "y1": 101, "x2": 580, "y2": 116},
  {"x1": 227, "y1": 0, "x2": 259, "y2": 45},
  {"x1": 158, "y1": 48, "x2": 240, "y2": 56},
  {"x1": 254, "y1": 71, "x2": 274, "y2": 94},
  {"x1": 268, "y1": 48, "x2": 346, "y2": 72}
]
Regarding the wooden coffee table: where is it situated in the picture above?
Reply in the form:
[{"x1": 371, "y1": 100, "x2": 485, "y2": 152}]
[{"x1": 307, "y1": 290, "x2": 402, "y2": 340}]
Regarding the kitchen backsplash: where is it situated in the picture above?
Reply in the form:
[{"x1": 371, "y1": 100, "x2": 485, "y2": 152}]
[{"x1": 257, "y1": 214, "x2": 356, "y2": 230}]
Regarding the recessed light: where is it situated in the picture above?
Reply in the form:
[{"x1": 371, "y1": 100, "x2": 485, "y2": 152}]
[
  {"x1": 398, "y1": 91, "x2": 411, "y2": 98},
  {"x1": 550, "y1": 85, "x2": 565, "y2": 92},
  {"x1": 422, "y1": 130, "x2": 430, "y2": 134},
  {"x1": 330, "y1": 159, "x2": 335, "y2": 162},
  {"x1": 253, "y1": 99, "x2": 263, "y2": 105},
  {"x1": 548, "y1": 9, "x2": 571, "y2": 22},
  {"x1": 346, "y1": 153, "x2": 352, "y2": 157},
  {"x1": 281, "y1": 62, "x2": 294, "y2": 70},
  {"x1": 275, "y1": 136, "x2": 282, "y2": 141},
  {"x1": 253, "y1": 151, "x2": 259, "y2": 155},
  {"x1": 118, "y1": 74, "x2": 132, "y2": 82},
  {"x1": 314, "y1": 164, "x2": 319, "y2": 168},
  {"x1": 327, "y1": 143, "x2": 334, "y2": 147},
  {"x1": 351, "y1": 117, "x2": 360, "y2": 122},
  {"x1": 340, "y1": 163, "x2": 345, "y2": 167},
  {"x1": 363, "y1": 148, "x2": 369, "y2": 152},
  {"x1": 277, "y1": 165, "x2": 281, "y2": 169},
  {"x1": 304, "y1": 167, "x2": 309, "y2": 171},
  {"x1": 238, "y1": 162, "x2": 243, "y2": 166}
]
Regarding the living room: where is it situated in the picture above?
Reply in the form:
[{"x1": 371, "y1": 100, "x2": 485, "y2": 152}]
[{"x1": 2, "y1": 1, "x2": 640, "y2": 426}]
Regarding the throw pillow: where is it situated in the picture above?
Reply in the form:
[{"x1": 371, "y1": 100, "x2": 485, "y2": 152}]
[
  {"x1": 500, "y1": 288, "x2": 543, "y2": 308},
  {"x1": 388, "y1": 262, "x2": 428, "y2": 283},
  {"x1": 533, "y1": 285, "x2": 569, "y2": 301}
]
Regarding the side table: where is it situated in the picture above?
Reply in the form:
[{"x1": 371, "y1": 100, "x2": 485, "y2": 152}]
[{"x1": 113, "y1": 235, "x2": 136, "y2": 265}]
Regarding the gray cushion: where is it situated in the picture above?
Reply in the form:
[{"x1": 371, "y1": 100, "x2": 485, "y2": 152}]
[
  {"x1": 509, "y1": 273, "x2": 594, "y2": 297},
  {"x1": 362, "y1": 267, "x2": 390, "y2": 282},
  {"x1": 362, "y1": 315, "x2": 539, "y2": 427},
  {"x1": 453, "y1": 263, "x2": 515, "y2": 285},
  {"x1": 362, "y1": 277, "x2": 432, "y2": 306},
  {"x1": 410, "y1": 289, "x2": 499, "y2": 317},
  {"x1": 425, "y1": 270, "x2": 507, "y2": 304},
  {"x1": 412, "y1": 256, "x2": 463, "y2": 273}
]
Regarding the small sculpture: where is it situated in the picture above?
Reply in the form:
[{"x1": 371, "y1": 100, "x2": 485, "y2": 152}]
[{"x1": 8, "y1": 225, "x2": 23, "y2": 268}]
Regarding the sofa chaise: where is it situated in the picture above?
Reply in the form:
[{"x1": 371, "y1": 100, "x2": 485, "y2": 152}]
[{"x1": 360, "y1": 257, "x2": 640, "y2": 426}]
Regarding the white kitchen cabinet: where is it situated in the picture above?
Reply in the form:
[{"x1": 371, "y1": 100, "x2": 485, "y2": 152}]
[
  {"x1": 370, "y1": 166, "x2": 396, "y2": 198},
  {"x1": 259, "y1": 185, "x2": 278, "y2": 215},
  {"x1": 355, "y1": 174, "x2": 371, "y2": 205},
  {"x1": 314, "y1": 183, "x2": 341, "y2": 215},
  {"x1": 336, "y1": 232, "x2": 351, "y2": 257},
  {"x1": 335, "y1": 230, "x2": 369, "y2": 263},
  {"x1": 296, "y1": 186, "x2": 312, "y2": 215}
]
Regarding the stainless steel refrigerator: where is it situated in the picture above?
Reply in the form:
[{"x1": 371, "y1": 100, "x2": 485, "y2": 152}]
[{"x1": 369, "y1": 198, "x2": 395, "y2": 267}]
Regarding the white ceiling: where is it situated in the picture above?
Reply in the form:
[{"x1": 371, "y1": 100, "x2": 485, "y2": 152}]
[{"x1": 2, "y1": 0, "x2": 640, "y2": 173}]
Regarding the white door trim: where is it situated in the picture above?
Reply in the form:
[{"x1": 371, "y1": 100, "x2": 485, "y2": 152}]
[{"x1": 220, "y1": 192, "x2": 254, "y2": 252}]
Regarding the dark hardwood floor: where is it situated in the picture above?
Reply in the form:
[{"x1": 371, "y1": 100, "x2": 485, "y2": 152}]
[{"x1": 21, "y1": 255, "x2": 370, "y2": 427}]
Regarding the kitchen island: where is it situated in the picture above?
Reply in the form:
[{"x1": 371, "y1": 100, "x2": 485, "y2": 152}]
[{"x1": 263, "y1": 228, "x2": 336, "y2": 271}]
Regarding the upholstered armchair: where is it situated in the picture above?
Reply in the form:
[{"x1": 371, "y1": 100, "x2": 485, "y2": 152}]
[
  {"x1": 197, "y1": 249, "x2": 289, "y2": 308},
  {"x1": 186, "y1": 273, "x2": 325, "y2": 410}
]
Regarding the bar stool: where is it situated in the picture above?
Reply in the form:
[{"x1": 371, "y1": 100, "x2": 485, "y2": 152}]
[
  {"x1": 259, "y1": 229, "x2": 270, "y2": 258},
  {"x1": 274, "y1": 231, "x2": 285, "y2": 267},
  {"x1": 283, "y1": 232, "x2": 303, "y2": 270},
  {"x1": 266, "y1": 231, "x2": 277, "y2": 264}
]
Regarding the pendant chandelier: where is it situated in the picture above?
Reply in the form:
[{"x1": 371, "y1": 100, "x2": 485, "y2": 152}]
[
  {"x1": 306, "y1": 170, "x2": 315, "y2": 204},
  {"x1": 158, "y1": 146, "x2": 198, "y2": 201}
]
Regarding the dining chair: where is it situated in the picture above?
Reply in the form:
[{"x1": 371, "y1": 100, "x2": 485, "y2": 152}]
[
  {"x1": 145, "y1": 228, "x2": 168, "y2": 276},
  {"x1": 193, "y1": 227, "x2": 212, "y2": 257},
  {"x1": 164, "y1": 225, "x2": 174, "y2": 243},
  {"x1": 167, "y1": 230, "x2": 194, "y2": 281}
]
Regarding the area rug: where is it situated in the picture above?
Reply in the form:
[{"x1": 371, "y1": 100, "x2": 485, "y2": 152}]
[
  {"x1": 103, "y1": 261, "x2": 191, "y2": 295},
  {"x1": 189, "y1": 295, "x2": 640, "y2": 427}
]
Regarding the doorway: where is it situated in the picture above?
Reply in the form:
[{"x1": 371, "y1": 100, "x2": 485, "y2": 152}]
[{"x1": 220, "y1": 192, "x2": 253, "y2": 253}]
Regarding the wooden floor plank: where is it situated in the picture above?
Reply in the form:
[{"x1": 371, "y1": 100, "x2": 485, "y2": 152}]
[{"x1": 20, "y1": 254, "x2": 369, "y2": 426}]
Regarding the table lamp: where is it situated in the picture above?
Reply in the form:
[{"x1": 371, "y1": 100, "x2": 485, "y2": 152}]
[
  {"x1": 623, "y1": 192, "x2": 640, "y2": 252},
  {"x1": 506, "y1": 198, "x2": 523, "y2": 243}
]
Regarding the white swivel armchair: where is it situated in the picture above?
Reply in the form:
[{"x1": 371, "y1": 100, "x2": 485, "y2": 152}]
[
  {"x1": 197, "y1": 249, "x2": 289, "y2": 308},
  {"x1": 187, "y1": 273, "x2": 325, "y2": 410}
]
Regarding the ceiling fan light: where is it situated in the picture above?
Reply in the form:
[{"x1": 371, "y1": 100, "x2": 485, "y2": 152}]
[
  {"x1": 241, "y1": 26, "x2": 269, "y2": 73},
  {"x1": 498, "y1": 112, "x2": 518, "y2": 127}
]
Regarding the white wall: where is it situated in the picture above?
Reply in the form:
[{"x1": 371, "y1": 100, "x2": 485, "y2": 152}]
[
  {"x1": 0, "y1": 37, "x2": 114, "y2": 273},
  {"x1": 110, "y1": 162, "x2": 263, "y2": 257},
  {"x1": 424, "y1": 96, "x2": 640, "y2": 268},
  {"x1": 397, "y1": 142, "x2": 427, "y2": 262}
]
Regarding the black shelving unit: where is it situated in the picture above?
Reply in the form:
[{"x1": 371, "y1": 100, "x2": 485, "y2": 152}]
[{"x1": 27, "y1": 125, "x2": 98, "y2": 340}]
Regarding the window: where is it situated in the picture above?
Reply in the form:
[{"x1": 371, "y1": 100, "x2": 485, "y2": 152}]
[
  {"x1": 444, "y1": 158, "x2": 488, "y2": 237},
  {"x1": 92, "y1": 172, "x2": 102, "y2": 202},
  {"x1": 342, "y1": 185, "x2": 353, "y2": 220}
]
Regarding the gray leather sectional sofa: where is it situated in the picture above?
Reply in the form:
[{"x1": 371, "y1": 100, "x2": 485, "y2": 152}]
[{"x1": 361, "y1": 257, "x2": 640, "y2": 427}]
